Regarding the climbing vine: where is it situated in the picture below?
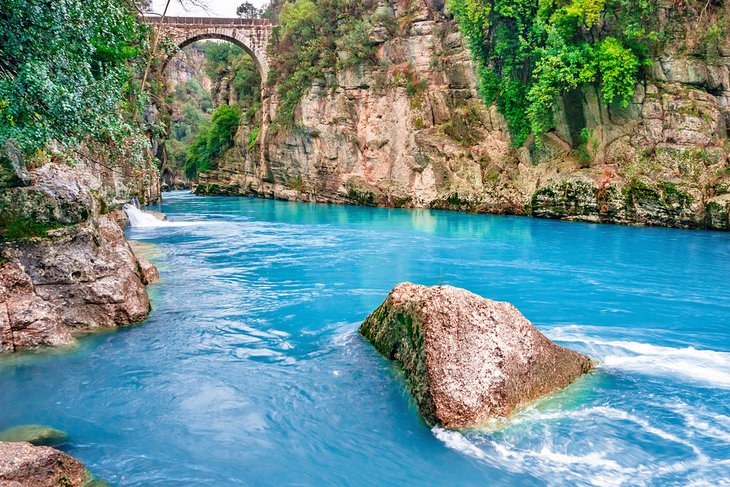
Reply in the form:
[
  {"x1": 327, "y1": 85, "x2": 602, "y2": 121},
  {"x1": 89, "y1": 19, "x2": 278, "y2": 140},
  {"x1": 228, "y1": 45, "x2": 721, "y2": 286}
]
[{"x1": 447, "y1": 0, "x2": 659, "y2": 145}]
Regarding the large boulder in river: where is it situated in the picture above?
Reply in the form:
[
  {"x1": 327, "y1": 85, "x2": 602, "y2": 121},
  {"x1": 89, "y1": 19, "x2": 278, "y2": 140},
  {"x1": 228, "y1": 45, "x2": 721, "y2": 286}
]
[
  {"x1": 360, "y1": 283, "x2": 594, "y2": 428},
  {"x1": 0, "y1": 441, "x2": 88, "y2": 486}
]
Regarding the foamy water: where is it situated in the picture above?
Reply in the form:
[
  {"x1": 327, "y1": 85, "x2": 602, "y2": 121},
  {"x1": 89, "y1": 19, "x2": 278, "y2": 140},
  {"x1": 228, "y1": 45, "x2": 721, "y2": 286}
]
[
  {"x1": 545, "y1": 325, "x2": 730, "y2": 388},
  {"x1": 123, "y1": 203, "x2": 208, "y2": 228}
]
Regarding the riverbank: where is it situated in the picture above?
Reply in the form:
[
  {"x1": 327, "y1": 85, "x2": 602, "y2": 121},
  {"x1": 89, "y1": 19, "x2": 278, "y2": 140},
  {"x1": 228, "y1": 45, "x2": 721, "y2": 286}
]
[{"x1": 0, "y1": 163, "x2": 158, "y2": 353}]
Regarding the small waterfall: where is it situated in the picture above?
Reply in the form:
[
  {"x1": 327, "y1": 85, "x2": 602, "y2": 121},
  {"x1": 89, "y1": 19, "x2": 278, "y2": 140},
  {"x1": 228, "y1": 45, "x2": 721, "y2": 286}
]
[{"x1": 124, "y1": 204, "x2": 167, "y2": 228}]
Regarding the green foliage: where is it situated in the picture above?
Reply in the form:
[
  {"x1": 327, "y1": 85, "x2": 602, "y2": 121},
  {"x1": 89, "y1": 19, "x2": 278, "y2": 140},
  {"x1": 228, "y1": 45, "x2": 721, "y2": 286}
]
[
  {"x1": 248, "y1": 127, "x2": 261, "y2": 150},
  {"x1": 167, "y1": 42, "x2": 263, "y2": 180},
  {"x1": 202, "y1": 43, "x2": 262, "y2": 103},
  {"x1": 0, "y1": 0, "x2": 147, "y2": 155},
  {"x1": 576, "y1": 127, "x2": 598, "y2": 167},
  {"x1": 0, "y1": 217, "x2": 62, "y2": 241},
  {"x1": 269, "y1": 0, "x2": 379, "y2": 126},
  {"x1": 237, "y1": 1, "x2": 265, "y2": 18},
  {"x1": 448, "y1": 0, "x2": 658, "y2": 145},
  {"x1": 184, "y1": 105, "x2": 241, "y2": 179}
]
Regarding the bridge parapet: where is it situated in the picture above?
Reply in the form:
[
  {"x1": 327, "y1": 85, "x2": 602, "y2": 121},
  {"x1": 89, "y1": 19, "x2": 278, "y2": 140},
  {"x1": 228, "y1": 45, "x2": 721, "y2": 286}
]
[{"x1": 144, "y1": 16, "x2": 273, "y2": 27}]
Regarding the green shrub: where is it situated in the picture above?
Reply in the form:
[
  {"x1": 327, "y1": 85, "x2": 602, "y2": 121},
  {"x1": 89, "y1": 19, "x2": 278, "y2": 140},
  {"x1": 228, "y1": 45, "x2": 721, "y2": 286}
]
[
  {"x1": 184, "y1": 105, "x2": 241, "y2": 179},
  {"x1": 0, "y1": 0, "x2": 147, "y2": 156}
]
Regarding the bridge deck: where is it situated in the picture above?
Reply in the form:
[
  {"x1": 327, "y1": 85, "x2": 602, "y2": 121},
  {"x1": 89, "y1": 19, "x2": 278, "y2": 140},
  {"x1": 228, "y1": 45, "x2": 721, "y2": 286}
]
[{"x1": 142, "y1": 16, "x2": 272, "y2": 26}]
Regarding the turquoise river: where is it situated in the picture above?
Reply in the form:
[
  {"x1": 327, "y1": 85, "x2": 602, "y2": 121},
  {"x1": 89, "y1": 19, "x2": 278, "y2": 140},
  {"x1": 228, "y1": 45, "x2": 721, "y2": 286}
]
[{"x1": 1, "y1": 191, "x2": 729, "y2": 486}]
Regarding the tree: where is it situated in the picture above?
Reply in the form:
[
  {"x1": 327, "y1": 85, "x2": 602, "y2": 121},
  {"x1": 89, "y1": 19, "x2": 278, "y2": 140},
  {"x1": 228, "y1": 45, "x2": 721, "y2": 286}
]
[
  {"x1": 0, "y1": 0, "x2": 146, "y2": 155},
  {"x1": 236, "y1": 2, "x2": 264, "y2": 18}
]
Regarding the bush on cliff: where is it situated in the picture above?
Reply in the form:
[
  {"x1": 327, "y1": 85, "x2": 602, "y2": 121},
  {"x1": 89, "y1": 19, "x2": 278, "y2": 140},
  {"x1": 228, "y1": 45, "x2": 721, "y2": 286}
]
[
  {"x1": 449, "y1": 0, "x2": 730, "y2": 146},
  {"x1": 185, "y1": 105, "x2": 241, "y2": 179},
  {"x1": 268, "y1": 0, "x2": 379, "y2": 126},
  {"x1": 447, "y1": 0, "x2": 659, "y2": 145}
]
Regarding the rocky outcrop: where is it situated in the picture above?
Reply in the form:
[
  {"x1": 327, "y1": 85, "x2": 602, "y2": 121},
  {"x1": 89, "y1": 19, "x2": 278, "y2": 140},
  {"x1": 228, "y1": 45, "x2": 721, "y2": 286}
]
[
  {"x1": 0, "y1": 143, "x2": 29, "y2": 190},
  {"x1": 0, "y1": 163, "x2": 156, "y2": 353},
  {"x1": 0, "y1": 442, "x2": 89, "y2": 487},
  {"x1": 197, "y1": 0, "x2": 730, "y2": 231},
  {"x1": 165, "y1": 44, "x2": 211, "y2": 92},
  {"x1": 360, "y1": 283, "x2": 594, "y2": 428}
]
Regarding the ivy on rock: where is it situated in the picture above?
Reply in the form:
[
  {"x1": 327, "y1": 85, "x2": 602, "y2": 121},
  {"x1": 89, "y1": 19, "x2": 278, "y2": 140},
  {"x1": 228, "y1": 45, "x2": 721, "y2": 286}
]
[{"x1": 447, "y1": 0, "x2": 658, "y2": 145}]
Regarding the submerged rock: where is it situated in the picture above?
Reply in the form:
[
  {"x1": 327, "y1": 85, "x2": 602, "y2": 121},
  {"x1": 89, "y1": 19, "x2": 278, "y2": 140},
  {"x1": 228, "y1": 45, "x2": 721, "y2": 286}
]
[
  {"x1": 0, "y1": 441, "x2": 88, "y2": 486},
  {"x1": 0, "y1": 425, "x2": 68, "y2": 446},
  {"x1": 360, "y1": 283, "x2": 594, "y2": 428}
]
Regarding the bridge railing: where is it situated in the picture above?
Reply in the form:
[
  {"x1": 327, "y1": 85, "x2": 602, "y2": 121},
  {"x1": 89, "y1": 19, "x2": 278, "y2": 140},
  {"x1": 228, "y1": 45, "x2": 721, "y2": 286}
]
[{"x1": 141, "y1": 16, "x2": 273, "y2": 26}]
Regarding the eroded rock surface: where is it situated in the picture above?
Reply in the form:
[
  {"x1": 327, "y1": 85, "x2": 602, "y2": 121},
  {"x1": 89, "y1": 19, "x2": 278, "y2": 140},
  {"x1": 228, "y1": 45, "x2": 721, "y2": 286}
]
[
  {"x1": 0, "y1": 442, "x2": 88, "y2": 487},
  {"x1": 360, "y1": 283, "x2": 594, "y2": 428},
  {"x1": 0, "y1": 164, "x2": 156, "y2": 353}
]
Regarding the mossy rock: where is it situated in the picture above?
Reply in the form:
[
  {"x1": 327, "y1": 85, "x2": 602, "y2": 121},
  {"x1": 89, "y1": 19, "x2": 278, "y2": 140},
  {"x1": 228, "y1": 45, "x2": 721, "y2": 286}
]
[
  {"x1": 0, "y1": 425, "x2": 69, "y2": 446},
  {"x1": 705, "y1": 199, "x2": 730, "y2": 230},
  {"x1": 531, "y1": 175, "x2": 599, "y2": 219},
  {"x1": 0, "y1": 141, "x2": 30, "y2": 189},
  {"x1": 345, "y1": 176, "x2": 383, "y2": 207}
]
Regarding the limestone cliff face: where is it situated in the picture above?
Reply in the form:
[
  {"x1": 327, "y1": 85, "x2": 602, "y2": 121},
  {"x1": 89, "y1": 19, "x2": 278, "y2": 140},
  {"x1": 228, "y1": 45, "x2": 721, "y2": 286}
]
[
  {"x1": 165, "y1": 45, "x2": 211, "y2": 92},
  {"x1": 197, "y1": 0, "x2": 730, "y2": 230}
]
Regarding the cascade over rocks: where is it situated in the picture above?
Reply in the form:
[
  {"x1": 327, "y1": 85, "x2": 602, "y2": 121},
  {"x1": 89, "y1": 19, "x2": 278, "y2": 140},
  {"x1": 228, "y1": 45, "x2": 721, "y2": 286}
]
[{"x1": 360, "y1": 283, "x2": 594, "y2": 428}]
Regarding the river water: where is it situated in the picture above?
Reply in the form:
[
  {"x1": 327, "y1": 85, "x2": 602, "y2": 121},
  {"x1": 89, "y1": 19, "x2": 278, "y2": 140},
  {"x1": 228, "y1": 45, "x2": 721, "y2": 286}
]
[{"x1": 1, "y1": 191, "x2": 729, "y2": 486}]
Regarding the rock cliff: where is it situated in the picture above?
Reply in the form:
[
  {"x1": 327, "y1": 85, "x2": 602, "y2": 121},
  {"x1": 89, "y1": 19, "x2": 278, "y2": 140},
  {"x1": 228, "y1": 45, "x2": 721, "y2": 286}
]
[
  {"x1": 197, "y1": 0, "x2": 730, "y2": 230},
  {"x1": 0, "y1": 162, "x2": 157, "y2": 353},
  {"x1": 360, "y1": 283, "x2": 594, "y2": 428}
]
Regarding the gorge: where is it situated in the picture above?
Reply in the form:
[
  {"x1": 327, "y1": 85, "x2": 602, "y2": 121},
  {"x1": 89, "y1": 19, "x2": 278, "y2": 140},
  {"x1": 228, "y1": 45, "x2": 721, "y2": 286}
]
[
  {"x1": 1, "y1": 0, "x2": 729, "y2": 485},
  {"x1": 186, "y1": 0, "x2": 730, "y2": 231}
]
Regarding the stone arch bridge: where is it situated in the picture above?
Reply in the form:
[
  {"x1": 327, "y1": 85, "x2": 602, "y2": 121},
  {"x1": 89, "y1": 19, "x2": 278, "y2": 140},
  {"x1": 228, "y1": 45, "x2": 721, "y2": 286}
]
[{"x1": 143, "y1": 16, "x2": 274, "y2": 83}]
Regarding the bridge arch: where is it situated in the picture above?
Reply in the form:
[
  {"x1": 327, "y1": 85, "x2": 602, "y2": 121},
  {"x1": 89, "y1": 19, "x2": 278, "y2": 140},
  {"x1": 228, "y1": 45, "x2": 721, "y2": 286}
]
[{"x1": 144, "y1": 17, "x2": 273, "y2": 84}]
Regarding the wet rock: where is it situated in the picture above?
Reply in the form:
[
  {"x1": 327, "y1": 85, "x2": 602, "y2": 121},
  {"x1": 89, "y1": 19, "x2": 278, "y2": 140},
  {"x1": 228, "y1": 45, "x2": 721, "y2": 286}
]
[
  {"x1": 360, "y1": 283, "x2": 594, "y2": 428},
  {"x1": 136, "y1": 256, "x2": 160, "y2": 285},
  {"x1": 0, "y1": 426, "x2": 68, "y2": 446},
  {"x1": 5, "y1": 215, "x2": 151, "y2": 333},
  {"x1": 0, "y1": 441, "x2": 88, "y2": 487},
  {"x1": 0, "y1": 261, "x2": 75, "y2": 352}
]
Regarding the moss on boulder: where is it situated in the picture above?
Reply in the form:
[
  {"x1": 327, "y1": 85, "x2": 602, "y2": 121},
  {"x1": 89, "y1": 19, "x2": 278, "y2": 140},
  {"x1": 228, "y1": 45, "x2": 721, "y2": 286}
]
[{"x1": 360, "y1": 283, "x2": 594, "y2": 428}]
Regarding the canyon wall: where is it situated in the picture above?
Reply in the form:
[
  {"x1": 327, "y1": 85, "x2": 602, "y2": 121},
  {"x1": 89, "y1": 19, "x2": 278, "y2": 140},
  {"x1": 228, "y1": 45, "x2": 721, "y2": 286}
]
[{"x1": 196, "y1": 0, "x2": 730, "y2": 230}]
